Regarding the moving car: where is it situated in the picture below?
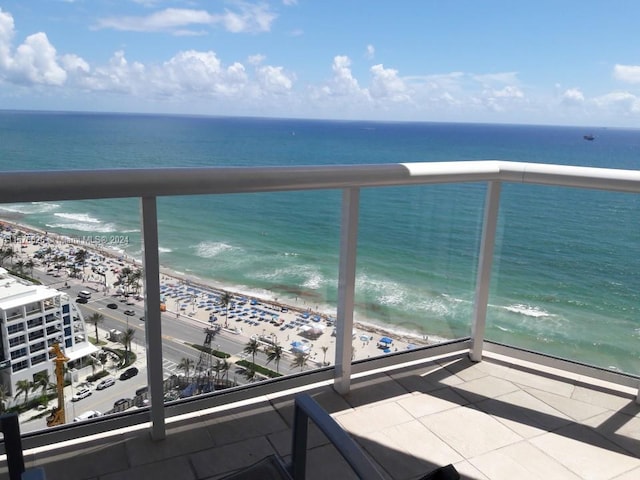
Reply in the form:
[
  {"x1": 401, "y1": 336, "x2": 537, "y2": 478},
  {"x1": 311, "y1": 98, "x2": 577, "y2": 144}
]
[
  {"x1": 107, "y1": 303, "x2": 118, "y2": 309},
  {"x1": 76, "y1": 297, "x2": 88, "y2": 304},
  {"x1": 72, "y1": 388, "x2": 92, "y2": 401},
  {"x1": 113, "y1": 398, "x2": 129, "y2": 408},
  {"x1": 96, "y1": 377, "x2": 115, "y2": 390},
  {"x1": 77, "y1": 290, "x2": 92, "y2": 299},
  {"x1": 119, "y1": 367, "x2": 139, "y2": 380},
  {"x1": 124, "y1": 309, "x2": 135, "y2": 316}
]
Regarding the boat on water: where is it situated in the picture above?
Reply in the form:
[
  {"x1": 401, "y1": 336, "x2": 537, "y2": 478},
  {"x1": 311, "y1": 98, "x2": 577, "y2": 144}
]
[{"x1": 583, "y1": 134, "x2": 595, "y2": 141}]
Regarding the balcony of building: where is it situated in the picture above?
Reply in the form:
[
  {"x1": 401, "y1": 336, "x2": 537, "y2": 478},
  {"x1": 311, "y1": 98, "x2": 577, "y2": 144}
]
[
  {"x1": 0, "y1": 161, "x2": 638, "y2": 479},
  {"x1": 7, "y1": 343, "x2": 640, "y2": 479}
]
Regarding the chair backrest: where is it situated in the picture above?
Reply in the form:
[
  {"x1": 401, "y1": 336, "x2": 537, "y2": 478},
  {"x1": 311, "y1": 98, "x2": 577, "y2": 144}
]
[
  {"x1": 0, "y1": 413, "x2": 26, "y2": 480},
  {"x1": 289, "y1": 394, "x2": 384, "y2": 480}
]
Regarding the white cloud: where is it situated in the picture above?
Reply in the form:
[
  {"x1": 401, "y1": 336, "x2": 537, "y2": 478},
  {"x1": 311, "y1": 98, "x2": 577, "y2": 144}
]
[
  {"x1": 473, "y1": 72, "x2": 519, "y2": 86},
  {"x1": 593, "y1": 91, "x2": 640, "y2": 114},
  {"x1": 76, "y1": 50, "x2": 145, "y2": 93},
  {"x1": 95, "y1": 4, "x2": 277, "y2": 35},
  {"x1": 0, "y1": 8, "x2": 15, "y2": 72},
  {"x1": 492, "y1": 85, "x2": 523, "y2": 98},
  {"x1": 0, "y1": 13, "x2": 68, "y2": 87},
  {"x1": 256, "y1": 65, "x2": 293, "y2": 93},
  {"x1": 561, "y1": 88, "x2": 584, "y2": 105},
  {"x1": 370, "y1": 64, "x2": 410, "y2": 102},
  {"x1": 365, "y1": 44, "x2": 375, "y2": 60},
  {"x1": 60, "y1": 53, "x2": 90, "y2": 74},
  {"x1": 326, "y1": 55, "x2": 362, "y2": 96},
  {"x1": 248, "y1": 54, "x2": 265, "y2": 65},
  {"x1": 613, "y1": 64, "x2": 640, "y2": 84}
]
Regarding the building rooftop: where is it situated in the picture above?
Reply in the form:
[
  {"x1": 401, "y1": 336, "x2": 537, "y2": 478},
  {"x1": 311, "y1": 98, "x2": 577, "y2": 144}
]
[
  {"x1": 0, "y1": 269, "x2": 58, "y2": 310},
  {"x1": 13, "y1": 348, "x2": 640, "y2": 480}
]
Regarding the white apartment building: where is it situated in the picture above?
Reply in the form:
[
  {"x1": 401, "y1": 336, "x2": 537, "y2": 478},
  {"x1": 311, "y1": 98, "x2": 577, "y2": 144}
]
[{"x1": 0, "y1": 268, "x2": 97, "y2": 396}]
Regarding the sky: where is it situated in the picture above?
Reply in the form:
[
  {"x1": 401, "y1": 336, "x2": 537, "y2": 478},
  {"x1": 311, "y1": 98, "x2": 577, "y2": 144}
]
[{"x1": 1, "y1": 1, "x2": 640, "y2": 127}]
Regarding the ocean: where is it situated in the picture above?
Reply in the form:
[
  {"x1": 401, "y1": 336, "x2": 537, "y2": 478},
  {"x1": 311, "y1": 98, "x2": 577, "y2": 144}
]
[{"x1": 0, "y1": 111, "x2": 639, "y2": 373}]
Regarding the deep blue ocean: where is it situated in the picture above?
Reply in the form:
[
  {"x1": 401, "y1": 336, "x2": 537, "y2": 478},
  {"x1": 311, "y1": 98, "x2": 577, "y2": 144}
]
[{"x1": 0, "y1": 111, "x2": 639, "y2": 373}]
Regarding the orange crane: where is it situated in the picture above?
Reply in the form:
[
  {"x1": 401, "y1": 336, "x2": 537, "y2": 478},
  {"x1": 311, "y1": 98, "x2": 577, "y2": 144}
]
[{"x1": 46, "y1": 343, "x2": 69, "y2": 427}]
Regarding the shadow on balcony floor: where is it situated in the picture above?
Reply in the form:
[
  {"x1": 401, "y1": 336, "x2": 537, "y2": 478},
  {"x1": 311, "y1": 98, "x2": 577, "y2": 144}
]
[{"x1": 5, "y1": 350, "x2": 640, "y2": 479}]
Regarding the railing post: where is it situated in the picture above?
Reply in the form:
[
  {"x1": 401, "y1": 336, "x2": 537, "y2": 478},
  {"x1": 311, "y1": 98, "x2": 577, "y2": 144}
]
[
  {"x1": 141, "y1": 196, "x2": 166, "y2": 440},
  {"x1": 334, "y1": 187, "x2": 360, "y2": 395},
  {"x1": 470, "y1": 181, "x2": 501, "y2": 362}
]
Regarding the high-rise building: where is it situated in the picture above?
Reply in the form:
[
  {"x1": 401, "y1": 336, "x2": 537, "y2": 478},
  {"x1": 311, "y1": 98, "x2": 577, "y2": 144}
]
[{"x1": 0, "y1": 268, "x2": 96, "y2": 395}]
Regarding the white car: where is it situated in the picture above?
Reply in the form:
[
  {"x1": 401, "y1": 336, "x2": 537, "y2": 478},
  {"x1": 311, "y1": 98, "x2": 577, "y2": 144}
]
[
  {"x1": 72, "y1": 388, "x2": 92, "y2": 402},
  {"x1": 96, "y1": 377, "x2": 115, "y2": 390}
]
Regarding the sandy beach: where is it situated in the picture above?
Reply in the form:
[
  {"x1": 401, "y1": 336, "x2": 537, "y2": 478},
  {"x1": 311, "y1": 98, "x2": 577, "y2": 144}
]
[{"x1": 0, "y1": 220, "x2": 430, "y2": 368}]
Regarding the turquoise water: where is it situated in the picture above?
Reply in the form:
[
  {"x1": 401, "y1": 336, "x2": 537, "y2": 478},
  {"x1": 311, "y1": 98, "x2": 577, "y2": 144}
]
[{"x1": 0, "y1": 111, "x2": 639, "y2": 373}]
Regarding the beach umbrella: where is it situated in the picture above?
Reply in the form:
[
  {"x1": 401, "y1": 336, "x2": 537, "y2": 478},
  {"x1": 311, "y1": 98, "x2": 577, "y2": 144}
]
[{"x1": 379, "y1": 336, "x2": 393, "y2": 345}]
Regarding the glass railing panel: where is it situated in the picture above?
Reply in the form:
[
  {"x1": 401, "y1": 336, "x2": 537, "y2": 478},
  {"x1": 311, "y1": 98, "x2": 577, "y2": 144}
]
[
  {"x1": 354, "y1": 183, "x2": 486, "y2": 357},
  {"x1": 155, "y1": 191, "x2": 342, "y2": 400},
  {"x1": 487, "y1": 184, "x2": 640, "y2": 374},
  {"x1": 0, "y1": 198, "x2": 144, "y2": 432}
]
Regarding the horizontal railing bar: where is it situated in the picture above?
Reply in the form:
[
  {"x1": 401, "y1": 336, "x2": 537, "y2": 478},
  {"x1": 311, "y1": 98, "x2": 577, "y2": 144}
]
[{"x1": 1, "y1": 161, "x2": 639, "y2": 203}]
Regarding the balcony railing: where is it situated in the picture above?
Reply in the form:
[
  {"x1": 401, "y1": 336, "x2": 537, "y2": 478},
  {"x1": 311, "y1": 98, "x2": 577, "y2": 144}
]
[{"x1": 1, "y1": 160, "x2": 639, "y2": 445}]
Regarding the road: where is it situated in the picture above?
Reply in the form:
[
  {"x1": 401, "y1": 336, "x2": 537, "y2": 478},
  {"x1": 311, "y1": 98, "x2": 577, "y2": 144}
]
[{"x1": 27, "y1": 269, "x2": 302, "y2": 418}]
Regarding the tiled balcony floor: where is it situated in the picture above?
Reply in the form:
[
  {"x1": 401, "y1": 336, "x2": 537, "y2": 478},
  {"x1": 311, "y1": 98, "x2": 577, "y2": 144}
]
[{"x1": 10, "y1": 351, "x2": 640, "y2": 479}]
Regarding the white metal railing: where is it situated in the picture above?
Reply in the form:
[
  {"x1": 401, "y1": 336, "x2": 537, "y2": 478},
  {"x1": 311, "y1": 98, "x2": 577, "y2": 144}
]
[{"x1": 1, "y1": 161, "x2": 639, "y2": 440}]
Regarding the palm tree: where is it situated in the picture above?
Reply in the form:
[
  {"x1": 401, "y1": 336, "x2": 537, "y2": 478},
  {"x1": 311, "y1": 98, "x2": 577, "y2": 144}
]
[
  {"x1": 25, "y1": 258, "x2": 35, "y2": 275},
  {"x1": 118, "y1": 266, "x2": 133, "y2": 295},
  {"x1": 130, "y1": 269, "x2": 143, "y2": 295},
  {"x1": 14, "y1": 259, "x2": 25, "y2": 274},
  {"x1": 74, "y1": 249, "x2": 89, "y2": 272},
  {"x1": 244, "y1": 366, "x2": 256, "y2": 383},
  {"x1": 244, "y1": 339, "x2": 260, "y2": 366},
  {"x1": 321, "y1": 345, "x2": 329, "y2": 366},
  {"x1": 0, "y1": 246, "x2": 15, "y2": 266},
  {"x1": 221, "y1": 291, "x2": 232, "y2": 328},
  {"x1": 0, "y1": 385, "x2": 8, "y2": 413},
  {"x1": 120, "y1": 328, "x2": 136, "y2": 364},
  {"x1": 87, "y1": 312, "x2": 104, "y2": 343},
  {"x1": 15, "y1": 379, "x2": 32, "y2": 407},
  {"x1": 220, "y1": 359, "x2": 230, "y2": 384},
  {"x1": 178, "y1": 357, "x2": 194, "y2": 378},
  {"x1": 266, "y1": 343, "x2": 283, "y2": 373},
  {"x1": 34, "y1": 373, "x2": 54, "y2": 406},
  {"x1": 291, "y1": 352, "x2": 308, "y2": 372}
]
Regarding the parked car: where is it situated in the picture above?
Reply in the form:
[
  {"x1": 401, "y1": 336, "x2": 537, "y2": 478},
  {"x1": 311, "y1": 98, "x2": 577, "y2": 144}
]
[
  {"x1": 71, "y1": 388, "x2": 92, "y2": 402},
  {"x1": 124, "y1": 309, "x2": 135, "y2": 316},
  {"x1": 119, "y1": 367, "x2": 139, "y2": 380},
  {"x1": 113, "y1": 398, "x2": 129, "y2": 408},
  {"x1": 96, "y1": 377, "x2": 115, "y2": 390},
  {"x1": 73, "y1": 410, "x2": 101, "y2": 422},
  {"x1": 106, "y1": 303, "x2": 118, "y2": 309}
]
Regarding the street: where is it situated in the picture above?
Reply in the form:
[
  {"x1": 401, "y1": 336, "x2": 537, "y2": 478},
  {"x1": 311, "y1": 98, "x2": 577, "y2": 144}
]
[{"x1": 20, "y1": 269, "x2": 305, "y2": 433}]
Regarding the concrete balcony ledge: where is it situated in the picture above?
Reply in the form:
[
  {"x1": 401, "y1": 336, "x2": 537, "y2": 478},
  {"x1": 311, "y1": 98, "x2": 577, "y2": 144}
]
[{"x1": 4, "y1": 343, "x2": 640, "y2": 480}]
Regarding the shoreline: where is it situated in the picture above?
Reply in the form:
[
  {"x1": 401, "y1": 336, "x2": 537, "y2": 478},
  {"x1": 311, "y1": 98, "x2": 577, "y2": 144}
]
[{"x1": 0, "y1": 218, "x2": 433, "y2": 364}]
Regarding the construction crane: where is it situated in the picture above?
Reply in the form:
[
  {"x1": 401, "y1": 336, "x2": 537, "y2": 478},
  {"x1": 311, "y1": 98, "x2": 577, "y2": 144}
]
[{"x1": 46, "y1": 343, "x2": 69, "y2": 427}]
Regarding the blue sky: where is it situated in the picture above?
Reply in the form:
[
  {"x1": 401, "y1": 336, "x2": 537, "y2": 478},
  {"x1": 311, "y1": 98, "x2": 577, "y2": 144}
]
[{"x1": 1, "y1": 1, "x2": 639, "y2": 127}]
